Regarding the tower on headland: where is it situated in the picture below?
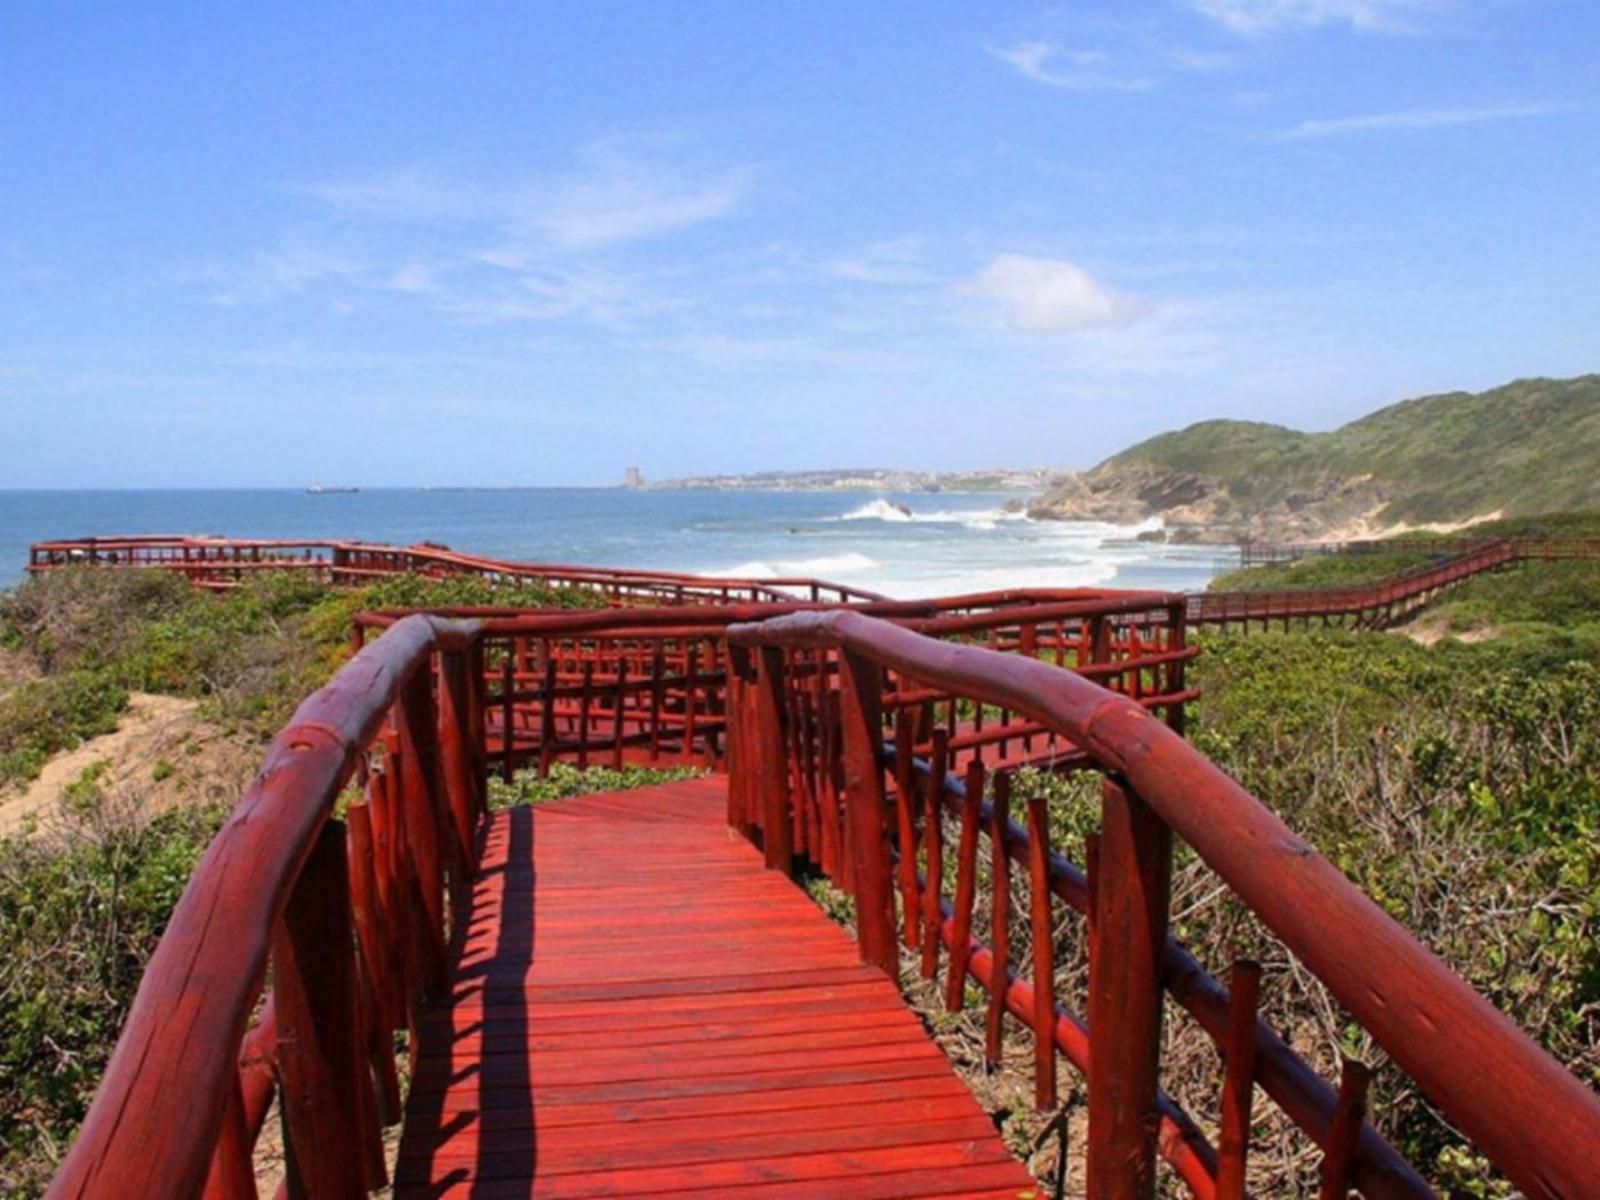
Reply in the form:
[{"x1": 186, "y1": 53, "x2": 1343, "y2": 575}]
[{"x1": 624, "y1": 466, "x2": 644, "y2": 489}]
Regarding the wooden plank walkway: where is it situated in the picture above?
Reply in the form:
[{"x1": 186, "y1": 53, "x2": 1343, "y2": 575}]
[{"x1": 395, "y1": 775, "x2": 1038, "y2": 1199}]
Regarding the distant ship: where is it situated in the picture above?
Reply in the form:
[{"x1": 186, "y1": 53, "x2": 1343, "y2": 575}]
[{"x1": 307, "y1": 483, "x2": 359, "y2": 494}]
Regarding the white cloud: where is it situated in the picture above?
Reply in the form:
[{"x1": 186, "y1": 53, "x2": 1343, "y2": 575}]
[
  {"x1": 963, "y1": 254, "x2": 1141, "y2": 333},
  {"x1": 387, "y1": 261, "x2": 434, "y2": 293},
  {"x1": 1282, "y1": 102, "x2": 1569, "y2": 139},
  {"x1": 440, "y1": 265, "x2": 674, "y2": 326},
  {"x1": 532, "y1": 142, "x2": 747, "y2": 250},
  {"x1": 1191, "y1": 0, "x2": 1449, "y2": 36},
  {"x1": 988, "y1": 41, "x2": 1155, "y2": 92},
  {"x1": 299, "y1": 140, "x2": 748, "y2": 253},
  {"x1": 297, "y1": 167, "x2": 497, "y2": 222},
  {"x1": 826, "y1": 238, "x2": 931, "y2": 286}
]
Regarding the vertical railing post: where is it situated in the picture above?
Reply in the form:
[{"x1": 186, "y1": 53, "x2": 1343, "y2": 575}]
[
  {"x1": 201, "y1": 1073, "x2": 256, "y2": 1200},
  {"x1": 1217, "y1": 959, "x2": 1263, "y2": 1200},
  {"x1": 837, "y1": 648, "x2": 897, "y2": 975},
  {"x1": 1164, "y1": 601, "x2": 1187, "y2": 736},
  {"x1": 725, "y1": 645, "x2": 752, "y2": 837},
  {"x1": 538, "y1": 652, "x2": 557, "y2": 778},
  {"x1": 1086, "y1": 776, "x2": 1173, "y2": 1200},
  {"x1": 465, "y1": 634, "x2": 489, "y2": 808},
  {"x1": 346, "y1": 803, "x2": 401, "y2": 1129},
  {"x1": 755, "y1": 646, "x2": 794, "y2": 873},
  {"x1": 272, "y1": 822, "x2": 372, "y2": 1200},
  {"x1": 395, "y1": 671, "x2": 448, "y2": 994},
  {"x1": 499, "y1": 646, "x2": 515, "y2": 783},
  {"x1": 436, "y1": 647, "x2": 480, "y2": 892}
]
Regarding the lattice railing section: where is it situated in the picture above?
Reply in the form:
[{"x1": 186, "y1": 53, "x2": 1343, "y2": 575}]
[
  {"x1": 352, "y1": 589, "x2": 1190, "y2": 779},
  {"x1": 27, "y1": 533, "x2": 883, "y2": 604},
  {"x1": 724, "y1": 610, "x2": 1600, "y2": 1200}
]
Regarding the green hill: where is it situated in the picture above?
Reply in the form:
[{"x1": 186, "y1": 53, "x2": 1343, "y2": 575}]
[{"x1": 1029, "y1": 375, "x2": 1600, "y2": 539}]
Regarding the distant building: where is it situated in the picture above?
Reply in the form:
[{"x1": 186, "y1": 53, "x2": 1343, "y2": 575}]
[{"x1": 624, "y1": 466, "x2": 645, "y2": 489}]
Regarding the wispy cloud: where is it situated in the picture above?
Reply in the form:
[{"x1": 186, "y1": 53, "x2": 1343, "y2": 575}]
[
  {"x1": 962, "y1": 254, "x2": 1142, "y2": 334},
  {"x1": 1282, "y1": 102, "x2": 1570, "y2": 139},
  {"x1": 439, "y1": 264, "x2": 678, "y2": 326},
  {"x1": 531, "y1": 142, "x2": 747, "y2": 250},
  {"x1": 387, "y1": 261, "x2": 435, "y2": 294},
  {"x1": 1191, "y1": 0, "x2": 1451, "y2": 36},
  {"x1": 988, "y1": 40, "x2": 1156, "y2": 92},
  {"x1": 825, "y1": 238, "x2": 932, "y2": 286},
  {"x1": 299, "y1": 137, "x2": 749, "y2": 252}
]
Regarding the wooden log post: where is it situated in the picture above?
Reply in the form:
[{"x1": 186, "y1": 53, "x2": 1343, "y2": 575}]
[
  {"x1": 985, "y1": 772, "x2": 1013, "y2": 1068},
  {"x1": 499, "y1": 648, "x2": 515, "y2": 783},
  {"x1": 611, "y1": 657, "x2": 628, "y2": 771},
  {"x1": 395, "y1": 674, "x2": 448, "y2": 994},
  {"x1": 725, "y1": 645, "x2": 754, "y2": 837},
  {"x1": 755, "y1": 646, "x2": 794, "y2": 873},
  {"x1": 436, "y1": 648, "x2": 479, "y2": 889},
  {"x1": 1216, "y1": 959, "x2": 1262, "y2": 1200},
  {"x1": 201, "y1": 1073, "x2": 255, "y2": 1200},
  {"x1": 837, "y1": 648, "x2": 897, "y2": 976},
  {"x1": 893, "y1": 706, "x2": 921, "y2": 949},
  {"x1": 272, "y1": 822, "x2": 374, "y2": 1200},
  {"x1": 538, "y1": 654, "x2": 558, "y2": 778},
  {"x1": 919, "y1": 729, "x2": 949, "y2": 980},
  {"x1": 1027, "y1": 785, "x2": 1057, "y2": 1110},
  {"x1": 1164, "y1": 601, "x2": 1187, "y2": 736},
  {"x1": 945, "y1": 759, "x2": 985, "y2": 1013},
  {"x1": 1086, "y1": 776, "x2": 1173, "y2": 1200},
  {"x1": 465, "y1": 636, "x2": 489, "y2": 816},
  {"x1": 345, "y1": 802, "x2": 402, "y2": 1118},
  {"x1": 1319, "y1": 1060, "x2": 1373, "y2": 1200}
]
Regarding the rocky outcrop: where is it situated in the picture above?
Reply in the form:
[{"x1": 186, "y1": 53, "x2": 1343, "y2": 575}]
[{"x1": 1028, "y1": 465, "x2": 1395, "y2": 544}]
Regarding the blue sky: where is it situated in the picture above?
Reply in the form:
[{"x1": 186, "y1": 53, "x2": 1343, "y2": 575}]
[{"x1": 1, "y1": 1, "x2": 1596, "y2": 487}]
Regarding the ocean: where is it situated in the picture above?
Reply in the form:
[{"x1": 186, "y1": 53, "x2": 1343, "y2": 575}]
[{"x1": 0, "y1": 489, "x2": 1235, "y2": 597}]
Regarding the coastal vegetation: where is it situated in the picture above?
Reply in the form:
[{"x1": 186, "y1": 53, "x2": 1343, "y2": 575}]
[
  {"x1": 2, "y1": 548, "x2": 1598, "y2": 1194},
  {"x1": 1029, "y1": 374, "x2": 1600, "y2": 542},
  {"x1": 0, "y1": 569, "x2": 605, "y2": 1193}
]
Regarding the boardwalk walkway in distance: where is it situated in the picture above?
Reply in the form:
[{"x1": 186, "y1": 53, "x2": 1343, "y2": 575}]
[{"x1": 396, "y1": 775, "x2": 1038, "y2": 1199}]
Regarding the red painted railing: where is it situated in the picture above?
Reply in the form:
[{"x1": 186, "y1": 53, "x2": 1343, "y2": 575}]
[
  {"x1": 38, "y1": 543, "x2": 1600, "y2": 1197},
  {"x1": 47, "y1": 614, "x2": 489, "y2": 1198},
  {"x1": 26, "y1": 534, "x2": 884, "y2": 605},
  {"x1": 724, "y1": 609, "x2": 1600, "y2": 1200},
  {"x1": 1195, "y1": 536, "x2": 1600, "y2": 629},
  {"x1": 352, "y1": 588, "x2": 1192, "y2": 777},
  {"x1": 46, "y1": 590, "x2": 1188, "y2": 1198}
]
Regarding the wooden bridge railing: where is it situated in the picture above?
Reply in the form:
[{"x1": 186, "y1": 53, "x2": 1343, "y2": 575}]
[
  {"x1": 26, "y1": 534, "x2": 886, "y2": 605},
  {"x1": 352, "y1": 588, "x2": 1193, "y2": 779},
  {"x1": 1195, "y1": 536, "x2": 1600, "y2": 630},
  {"x1": 724, "y1": 608, "x2": 1600, "y2": 1200},
  {"x1": 47, "y1": 587, "x2": 1193, "y2": 1197},
  {"x1": 47, "y1": 614, "x2": 489, "y2": 1199}
]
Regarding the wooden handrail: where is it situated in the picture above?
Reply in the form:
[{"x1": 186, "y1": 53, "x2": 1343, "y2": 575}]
[
  {"x1": 47, "y1": 614, "x2": 484, "y2": 1199},
  {"x1": 725, "y1": 608, "x2": 1600, "y2": 1200},
  {"x1": 1196, "y1": 536, "x2": 1600, "y2": 628},
  {"x1": 24, "y1": 534, "x2": 887, "y2": 605}
]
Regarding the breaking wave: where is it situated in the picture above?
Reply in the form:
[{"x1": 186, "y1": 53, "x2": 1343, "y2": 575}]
[
  {"x1": 834, "y1": 498, "x2": 1029, "y2": 530},
  {"x1": 713, "y1": 551, "x2": 879, "y2": 579}
]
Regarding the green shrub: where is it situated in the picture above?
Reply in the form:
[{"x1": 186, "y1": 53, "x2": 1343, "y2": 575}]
[
  {"x1": 0, "y1": 802, "x2": 227, "y2": 1193},
  {"x1": 488, "y1": 762, "x2": 706, "y2": 810},
  {"x1": 0, "y1": 674, "x2": 128, "y2": 789},
  {"x1": 1186, "y1": 632, "x2": 1600, "y2": 1185}
]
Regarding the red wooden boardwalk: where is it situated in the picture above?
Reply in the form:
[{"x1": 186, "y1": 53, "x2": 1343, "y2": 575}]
[{"x1": 395, "y1": 775, "x2": 1038, "y2": 1199}]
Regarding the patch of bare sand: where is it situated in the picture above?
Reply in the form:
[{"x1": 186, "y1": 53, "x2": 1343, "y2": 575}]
[
  {"x1": 1397, "y1": 614, "x2": 1502, "y2": 647},
  {"x1": 0, "y1": 692, "x2": 258, "y2": 837},
  {"x1": 1314, "y1": 507, "x2": 1506, "y2": 545}
]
